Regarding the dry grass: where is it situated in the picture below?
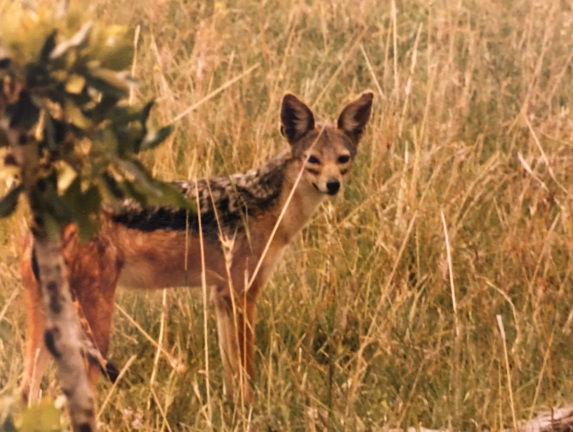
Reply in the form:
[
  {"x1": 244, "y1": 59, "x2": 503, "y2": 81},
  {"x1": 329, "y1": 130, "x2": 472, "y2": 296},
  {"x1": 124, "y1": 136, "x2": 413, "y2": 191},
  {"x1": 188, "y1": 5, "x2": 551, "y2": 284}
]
[{"x1": 2, "y1": 0, "x2": 573, "y2": 430}]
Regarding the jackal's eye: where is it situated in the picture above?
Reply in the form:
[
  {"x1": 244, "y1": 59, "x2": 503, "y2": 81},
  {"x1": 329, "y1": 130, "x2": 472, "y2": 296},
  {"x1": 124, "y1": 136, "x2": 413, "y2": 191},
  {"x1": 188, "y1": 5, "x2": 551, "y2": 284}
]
[
  {"x1": 307, "y1": 155, "x2": 320, "y2": 164},
  {"x1": 338, "y1": 155, "x2": 350, "y2": 164}
]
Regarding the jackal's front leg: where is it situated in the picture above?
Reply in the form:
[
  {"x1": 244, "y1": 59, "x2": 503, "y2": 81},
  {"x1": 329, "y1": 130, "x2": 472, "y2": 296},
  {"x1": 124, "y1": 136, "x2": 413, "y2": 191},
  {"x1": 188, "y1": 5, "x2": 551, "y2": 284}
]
[{"x1": 214, "y1": 288, "x2": 256, "y2": 403}]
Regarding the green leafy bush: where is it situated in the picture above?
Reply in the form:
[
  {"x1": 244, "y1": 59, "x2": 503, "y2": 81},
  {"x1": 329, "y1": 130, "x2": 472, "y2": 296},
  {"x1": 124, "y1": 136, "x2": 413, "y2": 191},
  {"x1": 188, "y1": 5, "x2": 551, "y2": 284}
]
[{"x1": 0, "y1": 5, "x2": 192, "y2": 239}]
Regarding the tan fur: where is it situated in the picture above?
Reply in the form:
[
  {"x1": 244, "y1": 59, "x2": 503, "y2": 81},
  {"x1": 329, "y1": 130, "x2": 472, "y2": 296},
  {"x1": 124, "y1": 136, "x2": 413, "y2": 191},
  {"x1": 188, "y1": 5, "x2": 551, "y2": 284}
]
[{"x1": 21, "y1": 91, "x2": 373, "y2": 403}]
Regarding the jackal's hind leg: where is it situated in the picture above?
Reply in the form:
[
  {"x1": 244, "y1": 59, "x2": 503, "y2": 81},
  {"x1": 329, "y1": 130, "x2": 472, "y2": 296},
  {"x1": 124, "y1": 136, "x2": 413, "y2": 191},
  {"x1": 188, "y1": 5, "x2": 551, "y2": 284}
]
[
  {"x1": 72, "y1": 299, "x2": 119, "y2": 389},
  {"x1": 21, "y1": 302, "x2": 50, "y2": 404},
  {"x1": 73, "y1": 282, "x2": 118, "y2": 393},
  {"x1": 214, "y1": 288, "x2": 256, "y2": 403},
  {"x1": 21, "y1": 243, "x2": 49, "y2": 404}
]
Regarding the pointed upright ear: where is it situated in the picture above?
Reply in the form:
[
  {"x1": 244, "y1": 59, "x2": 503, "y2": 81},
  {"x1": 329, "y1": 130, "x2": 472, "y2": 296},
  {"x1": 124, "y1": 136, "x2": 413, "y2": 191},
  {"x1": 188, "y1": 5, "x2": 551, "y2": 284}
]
[
  {"x1": 280, "y1": 93, "x2": 315, "y2": 144},
  {"x1": 337, "y1": 91, "x2": 374, "y2": 146}
]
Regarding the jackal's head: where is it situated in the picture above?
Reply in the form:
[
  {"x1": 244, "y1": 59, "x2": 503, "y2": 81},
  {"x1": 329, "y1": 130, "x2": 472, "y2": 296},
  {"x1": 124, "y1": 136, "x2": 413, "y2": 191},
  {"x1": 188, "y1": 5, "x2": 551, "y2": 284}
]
[{"x1": 280, "y1": 91, "x2": 373, "y2": 195}]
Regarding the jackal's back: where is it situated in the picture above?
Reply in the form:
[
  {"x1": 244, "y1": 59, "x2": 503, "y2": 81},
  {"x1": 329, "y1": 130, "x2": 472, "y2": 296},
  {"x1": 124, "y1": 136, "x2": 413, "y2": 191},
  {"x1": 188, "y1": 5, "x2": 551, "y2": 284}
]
[{"x1": 110, "y1": 151, "x2": 290, "y2": 238}]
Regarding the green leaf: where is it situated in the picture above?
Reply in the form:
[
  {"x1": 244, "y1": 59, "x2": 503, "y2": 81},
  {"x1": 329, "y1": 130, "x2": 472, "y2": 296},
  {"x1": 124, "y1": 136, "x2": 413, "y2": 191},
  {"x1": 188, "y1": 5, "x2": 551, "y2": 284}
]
[
  {"x1": 43, "y1": 114, "x2": 68, "y2": 152},
  {"x1": 107, "y1": 105, "x2": 145, "y2": 125},
  {"x1": 139, "y1": 125, "x2": 173, "y2": 152},
  {"x1": 62, "y1": 179, "x2": 101, "y2": 241},
  {"x1": 32, "y1": 176, "x2": 73, "y2": 232},
  {"x1": 115, "y1": 123, "x2": 144, "y2": 155},
  {"x1": 87, "y1": 68, "x2": 133, "y2": 96},
  {"x1": 140, "y1": 100, "x2": 154, "y2": 125},
  {"x1": 101, "y1": 172, "x2": 124, "y2": 199},
  {"x1": 100, "y1": 40, "x2": 134, "y2": 71},
  {"x1": 117, "y1": 179, "x2": 148, "y2": 206},
  {"x1": 115, "y1": 157, "x2": 162, "y2": 198},
  {"x1": 62, "y1": 178, "x2": 101, "y2": 214},
  {"x1": 85, "y1": 94, "x2": 121, "y2": 122},
  {"x1": 39, "y1": 30, "x2": 57, "y2": 63},
  {"x1": 112, "y1": 155, "x2": 195, "y2": 210},
  {"x1": 41, "y1": 211, "x2": 66, "y2": 239},
  {"x1": 92, "y1": 128, "x2": 119, "y2": 158},
  {"x1": 84, "y1": 72, "x2": 129, "y2": 100},
  {"x1": 0, "y1": 184, "x2": 23, "y2": 218},
  {"x1": 7, "y1": 91, "x2": 39, "y2": 129},
  {"x1": 65, "y1": 74, "x2": 86, "y2": 94},
  {"x1": 61, "y1": 175, "x2": 82, "y2": 203},
  {"x1": 81, "y1": 185, "x2": 102, "y2": 213},
  {"x1": 57, "y1": 163, "x2": 77, "y2": 194},
  {"x1": 87, "y1": 25, "x2": 133, "y2": 71},
  {"x1": 65, "y1": 99, "x2": 91, "y2": 129},
  {"x1": 25, "y1": 63, "x2": 51, "y2": 88},
  {"x1": 49, "y1": 21, "x2": 93, "y2": 60},
  {"x1": 152, "y1": 181, "x2": 196, "y2": 211},
  {"x1": 77, "y1": 216, "x2": 99, "y2": 241}
]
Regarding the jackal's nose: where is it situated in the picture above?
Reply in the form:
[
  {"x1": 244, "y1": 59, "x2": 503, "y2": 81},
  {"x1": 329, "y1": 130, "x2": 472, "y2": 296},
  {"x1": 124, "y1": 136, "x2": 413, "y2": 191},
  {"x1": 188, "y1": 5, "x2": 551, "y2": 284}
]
[{"x1": 326, "y1": 179, "x2": 340, "y2": 195}]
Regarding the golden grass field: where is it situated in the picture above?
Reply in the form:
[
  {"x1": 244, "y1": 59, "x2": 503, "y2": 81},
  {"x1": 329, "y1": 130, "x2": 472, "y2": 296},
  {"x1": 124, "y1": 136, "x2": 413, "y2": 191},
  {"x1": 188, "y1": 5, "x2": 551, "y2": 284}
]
[{"x1": 2, "y1": 0, "x2": 573, "y2": 430}]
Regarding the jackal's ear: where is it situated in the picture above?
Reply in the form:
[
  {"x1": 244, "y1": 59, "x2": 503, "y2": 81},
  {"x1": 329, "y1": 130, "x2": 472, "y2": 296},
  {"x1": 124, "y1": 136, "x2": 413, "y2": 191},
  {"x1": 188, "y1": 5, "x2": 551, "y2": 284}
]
[
  {"x1": 280, "y1": 93, "x2": 315, "y2": 144},
  {"x1": 337, "y1": 91, "x2": 374, "y2": 146}
]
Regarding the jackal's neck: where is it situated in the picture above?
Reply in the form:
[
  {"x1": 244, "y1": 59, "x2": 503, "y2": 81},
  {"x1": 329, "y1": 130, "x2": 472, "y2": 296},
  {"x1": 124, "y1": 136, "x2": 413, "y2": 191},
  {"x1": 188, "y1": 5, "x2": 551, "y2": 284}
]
[
  {"x1": 225, "y1": 150, "x2": 292, "y2": 205},
  {"x1": 272, "y1": 154, "x2": 327, "y2": 242}
]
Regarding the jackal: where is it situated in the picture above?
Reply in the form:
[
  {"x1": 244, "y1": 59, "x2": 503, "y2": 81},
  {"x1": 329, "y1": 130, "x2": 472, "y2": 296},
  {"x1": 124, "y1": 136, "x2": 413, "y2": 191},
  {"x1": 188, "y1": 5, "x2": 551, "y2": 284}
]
[{"x1": 21, "y1": 91, "x2": 373, "y2": 403}]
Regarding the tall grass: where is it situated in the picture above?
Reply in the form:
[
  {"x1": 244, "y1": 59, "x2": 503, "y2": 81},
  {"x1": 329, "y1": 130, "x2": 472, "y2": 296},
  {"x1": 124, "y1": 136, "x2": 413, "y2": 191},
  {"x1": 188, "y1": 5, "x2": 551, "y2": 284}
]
[{"x1": 2, "y1": 0, "x2": 573, "y2": 430}]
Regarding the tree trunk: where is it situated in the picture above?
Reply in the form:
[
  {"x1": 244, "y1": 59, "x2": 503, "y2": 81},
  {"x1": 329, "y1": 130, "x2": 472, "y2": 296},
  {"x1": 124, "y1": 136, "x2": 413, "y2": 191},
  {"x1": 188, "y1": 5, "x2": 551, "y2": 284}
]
[
  {"x1": 7, "y1": 127, "x2": 97, "y2": 431},
  {"x1": 31, "y1": 231, "x2": 97, "y2": 431}
]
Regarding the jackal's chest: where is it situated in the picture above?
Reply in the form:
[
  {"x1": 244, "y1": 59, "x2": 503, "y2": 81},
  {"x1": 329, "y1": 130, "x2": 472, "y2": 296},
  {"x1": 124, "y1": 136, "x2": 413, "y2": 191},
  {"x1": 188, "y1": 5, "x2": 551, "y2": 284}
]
[{"x1": 112, "y1": 222, "x2": 284, "y2": 291}]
